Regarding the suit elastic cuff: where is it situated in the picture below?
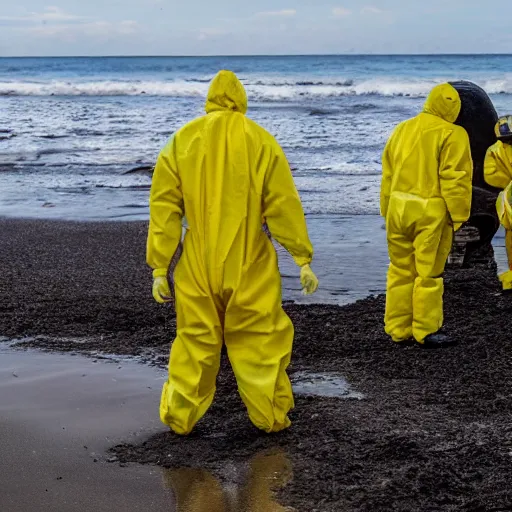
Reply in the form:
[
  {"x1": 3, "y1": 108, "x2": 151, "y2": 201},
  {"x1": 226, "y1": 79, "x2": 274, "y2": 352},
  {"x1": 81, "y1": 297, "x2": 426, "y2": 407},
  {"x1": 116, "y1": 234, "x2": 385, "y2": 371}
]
[
  {"x1": 152, "y1": 268, "x2": 168, "y2": 278},
  {"x1": 294, "y1": 256, "x2": 312, "y2": 267}
]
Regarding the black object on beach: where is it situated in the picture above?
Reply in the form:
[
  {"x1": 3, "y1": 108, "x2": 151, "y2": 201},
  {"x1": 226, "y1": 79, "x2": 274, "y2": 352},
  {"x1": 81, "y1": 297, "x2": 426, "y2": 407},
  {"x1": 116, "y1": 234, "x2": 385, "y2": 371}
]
[
  {"x1": 450, "y1": 80, "x2": 498, "y2": 192},
  {"x1": 447, "y1": 81, "x2": 500, "y2": 265}
]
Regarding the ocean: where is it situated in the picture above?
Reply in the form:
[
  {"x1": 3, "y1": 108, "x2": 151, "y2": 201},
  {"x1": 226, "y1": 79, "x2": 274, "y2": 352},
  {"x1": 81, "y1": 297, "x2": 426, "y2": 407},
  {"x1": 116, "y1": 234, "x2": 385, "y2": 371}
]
[{"x1": 1, "y1": 55, "x2": 511, "y2": 303}]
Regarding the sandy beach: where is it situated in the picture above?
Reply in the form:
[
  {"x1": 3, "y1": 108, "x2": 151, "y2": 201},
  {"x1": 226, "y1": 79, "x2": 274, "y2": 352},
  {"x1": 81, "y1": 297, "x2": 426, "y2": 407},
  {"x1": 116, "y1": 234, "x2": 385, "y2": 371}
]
[{"x1": 1, "y1": 218, "x2": 512, "y2": 511}]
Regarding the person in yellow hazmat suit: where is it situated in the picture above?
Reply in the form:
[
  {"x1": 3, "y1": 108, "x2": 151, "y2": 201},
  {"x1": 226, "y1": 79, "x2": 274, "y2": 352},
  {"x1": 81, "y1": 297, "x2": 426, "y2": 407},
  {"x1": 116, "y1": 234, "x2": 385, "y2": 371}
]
[
  {"x1": 381, "y1": 83, "x2": 473, "y2": 348},
  {"x1": 147, "y1": 70, "x2": 318, "y2": 436},
  {"x1": 483, "y1": 115, "x2": 512, "y2": 291}
]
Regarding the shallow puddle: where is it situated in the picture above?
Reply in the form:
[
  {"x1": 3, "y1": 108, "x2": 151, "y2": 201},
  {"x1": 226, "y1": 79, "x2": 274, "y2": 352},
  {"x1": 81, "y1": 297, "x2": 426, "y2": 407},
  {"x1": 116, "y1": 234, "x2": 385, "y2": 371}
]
[
  {"x1": 292, "y1": 371, "x2": 364, "y2": 399},
  {"x1": 0, "y1": 345, "x2": 173, "y2": 511},
  {"x1": 163, "y1": 449, "x2": 295, "y2": 511}
]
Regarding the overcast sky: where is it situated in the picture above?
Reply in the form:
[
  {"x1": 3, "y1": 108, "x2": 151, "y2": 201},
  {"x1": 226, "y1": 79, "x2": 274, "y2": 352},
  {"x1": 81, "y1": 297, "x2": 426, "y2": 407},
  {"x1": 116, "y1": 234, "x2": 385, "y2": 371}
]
[{"x1": 0, "y1": 1, "x2": 511, "y2": 57}]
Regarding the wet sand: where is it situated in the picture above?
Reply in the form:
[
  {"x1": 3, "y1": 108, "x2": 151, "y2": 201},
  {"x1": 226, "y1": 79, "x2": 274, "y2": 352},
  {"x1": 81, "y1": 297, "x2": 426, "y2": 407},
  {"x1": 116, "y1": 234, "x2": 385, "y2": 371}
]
[
  {"x1": 1, "y1": 218, "x2": 512, "y2": 511},
  {"x1": 0, "y1": 347, "x2": 173, "y2": 511}
]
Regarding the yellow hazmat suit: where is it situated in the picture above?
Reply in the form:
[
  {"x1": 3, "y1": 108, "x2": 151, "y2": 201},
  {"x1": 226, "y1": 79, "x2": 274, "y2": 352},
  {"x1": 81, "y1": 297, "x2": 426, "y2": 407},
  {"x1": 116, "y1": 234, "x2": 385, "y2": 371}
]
[
  {"x1": 484, "y1": 134, "x2": 512, "y2": 289},
  {"x1": 381, "y1": 83, "x2": 473, "y2": 343},
  {"x1": 147, "y1": 70, "x2": 314, "y2": 435},
  {"x1": 484, "y1": 140, "x2": 512, "y2": 190}
]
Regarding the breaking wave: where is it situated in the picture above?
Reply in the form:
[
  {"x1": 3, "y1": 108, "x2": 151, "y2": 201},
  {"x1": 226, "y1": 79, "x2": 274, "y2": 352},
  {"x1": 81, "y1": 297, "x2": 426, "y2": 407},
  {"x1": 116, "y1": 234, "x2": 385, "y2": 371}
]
[{"x1": 2, "y1": 76, "x2": 512, "y2": 99}]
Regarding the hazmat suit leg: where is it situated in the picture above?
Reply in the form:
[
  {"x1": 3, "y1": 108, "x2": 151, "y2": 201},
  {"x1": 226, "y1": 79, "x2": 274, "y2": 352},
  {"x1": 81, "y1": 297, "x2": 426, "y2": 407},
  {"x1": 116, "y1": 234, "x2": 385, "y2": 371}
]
[
  {"x1": 385, "y1": 263, "x2": 415, "y2": 342},
  {"x1": 224, "y1": 248, "x2": 294, "y2": 433},
  {"x1": 385, "y1": 194, "x2": 452, "y2": 343},
  {"x1": 499, "y1": 229, "x2": 512, "y2": 290},
  {"x1": 385, "y1": 213, "x2": 416, "y2": 342},
  {"x1": 412, "y1": 213, "x2": 453, "y2": 343},
  {"x1": 499, "y1": 226, "x2": 512, "y2": 291},
  {"x1": 160, "y1": 248, "x2": 223, "y2": 435},
  {"x1": 495, "y1": 188, "x2": 512, "y2": 290}
]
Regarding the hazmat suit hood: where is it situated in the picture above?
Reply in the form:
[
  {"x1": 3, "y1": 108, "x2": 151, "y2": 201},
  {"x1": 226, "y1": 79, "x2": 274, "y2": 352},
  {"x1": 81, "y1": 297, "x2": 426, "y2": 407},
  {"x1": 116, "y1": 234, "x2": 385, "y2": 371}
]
[
  {"x1": 205, "y1": 70, "x2": 248, "y2": 115},
  {"x1": 423, "y1": 83, "x2": 461, "y2": 124}
]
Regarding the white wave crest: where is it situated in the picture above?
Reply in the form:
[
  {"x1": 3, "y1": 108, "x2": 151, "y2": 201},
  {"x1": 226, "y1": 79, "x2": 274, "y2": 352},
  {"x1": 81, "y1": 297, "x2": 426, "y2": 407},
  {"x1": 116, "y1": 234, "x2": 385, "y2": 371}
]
[
  {"x1": 0, "y1": 80, "x2": 210, "y2": 97},
  {"x1": 1, "y1": 76, "x2": 512, "y2": 99},
  {"x1": 481, "y1": 77, "x2": 512, "y2": 95}
]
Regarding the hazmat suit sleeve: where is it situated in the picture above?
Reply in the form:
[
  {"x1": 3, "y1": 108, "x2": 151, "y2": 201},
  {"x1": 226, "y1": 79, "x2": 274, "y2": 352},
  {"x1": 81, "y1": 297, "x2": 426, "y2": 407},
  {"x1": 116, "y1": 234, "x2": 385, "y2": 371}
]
[
  {"x1": 146, "y1": 137, "x2": 184, "y2": 271},
  {"x1": 484, "y1": 143, "x2": 512, "y2": 190},
  {"x1": 438, "y1": 127, "x2": 473, "y2": 225},
  {"x1": 262, "y1": 142, "x2": 313, "y2": 267},
  {"x1": 380, "y1": 132, "x2": 396, "y2": 218}
]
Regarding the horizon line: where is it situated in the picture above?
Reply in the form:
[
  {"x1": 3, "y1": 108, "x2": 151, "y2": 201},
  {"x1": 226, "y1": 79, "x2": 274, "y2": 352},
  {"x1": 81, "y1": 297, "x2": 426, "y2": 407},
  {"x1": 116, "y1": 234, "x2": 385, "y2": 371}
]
[{"x1": 1, "y1": 52, "x2": 512, "y2": 59}]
